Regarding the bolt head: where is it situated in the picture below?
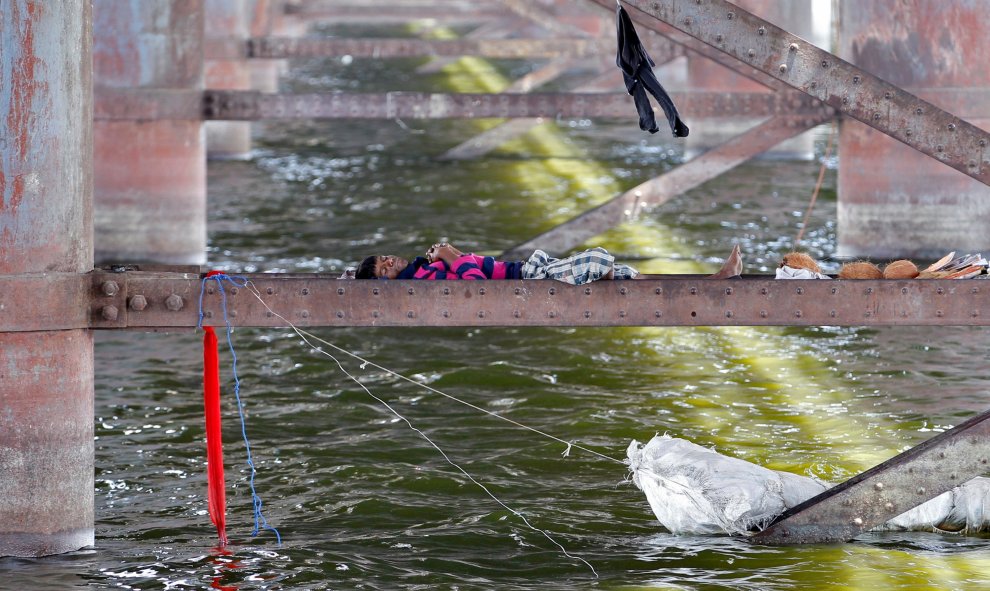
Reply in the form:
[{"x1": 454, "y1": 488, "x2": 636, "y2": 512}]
[
  {"x1": 101, "y1": 281, "x2": 119, "y2": 297},
  {"x1": 101, "y1": 305, "x2": 119, "y2": 321},
  {"x1": 129, "y1": 294, "x2": 148, "y2": 311},
  {"x1": 165, "y1": 294, "x2": 184, "y2": 311}
]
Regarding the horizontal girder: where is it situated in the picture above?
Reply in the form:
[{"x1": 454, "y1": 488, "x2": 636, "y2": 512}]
[{"x1": 3, "y1": 271, "x2": 989, "y2": 332}]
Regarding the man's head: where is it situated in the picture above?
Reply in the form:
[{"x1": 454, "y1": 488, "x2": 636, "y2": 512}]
[{"x1": 355, "y1": 255, "x2": 408, "y2": 279}]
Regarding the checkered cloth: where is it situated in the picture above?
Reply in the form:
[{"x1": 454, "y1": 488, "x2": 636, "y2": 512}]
[{"x1": 521, "y1": 247, "x2": 638, "y2": 284}]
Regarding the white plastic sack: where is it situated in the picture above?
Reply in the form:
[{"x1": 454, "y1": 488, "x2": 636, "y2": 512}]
[
  {"x1": 628, "y1": 435, "x2": 990, "y2": 535},
  {"x1": 775, "y1": 265, "x2": 831, "y2": 280},
  {"x1": 626, "y1": 435, "x2": 827, "y2": 534}
]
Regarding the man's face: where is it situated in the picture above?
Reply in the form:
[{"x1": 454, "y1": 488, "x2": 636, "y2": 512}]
[{"x1": 375, "y1": 255, "x2": 408, "y2": 279}]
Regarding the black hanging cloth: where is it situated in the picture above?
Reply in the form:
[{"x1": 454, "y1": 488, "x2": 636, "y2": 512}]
[{"x1": 616, "y1": 4, "x2": 689, "y2": 137}]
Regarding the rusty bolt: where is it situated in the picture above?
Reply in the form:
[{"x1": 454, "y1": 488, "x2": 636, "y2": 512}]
[
  {"x1": 101, "y1": 281, "x2": 119, "y2": 297},
  {"x1": 758, "y1": 26, "x2": 765, "y2": 35},
  {"x1": 852, "y1": 75, "x2": 860, "y2": 84},
  {"x1": 789, "y1": 43, "x2": 798, "y2": 52},
  {"x1": 936, "y1": 144, "x2": 945, "y2": 152},
  {"x1": 948, "y1": 123, "x2": 956, "y2": 131},
  {"x1": 716, "y1": 34, "x2": 723, "y2": 42},
  {"x1": 165, "y1": 294, "x2": 184, "y2": 311},
  {"x1": 301, "y1": 310, "x2": 309, "y2": 318},
  {"x1": 727, "y1": 11, "x2": 734, "y2": 19},
  {"x1": 778, "y1": 64, "x2": 788, "y2": 74},
  {"x1": 101, "y1": 305, "x2": 119, "y2": 321},
  {"x1": 337, "y1": 287, "x2": 345, "y2": 295},
  {"x1": 747, "y1": 48, "x2": 755, "y2": 58},
  {"x1": 129, "y1": 295, "x2": 147, "y2": 311}
]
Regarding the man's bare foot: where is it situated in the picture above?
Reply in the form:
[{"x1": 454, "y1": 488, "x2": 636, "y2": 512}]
[{"x1": 709, "y1": 244, "x2": 742, "y2": 279}]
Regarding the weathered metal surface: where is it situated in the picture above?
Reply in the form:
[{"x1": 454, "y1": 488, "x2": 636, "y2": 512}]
[
  {"x1": 753, "y1": 407, "x2": 990, "y2": 544},
  {"x1": 6, "y1": 272, "x2": 990, "y2": 331},
  {"x1": 502, "y1": 113, "x2": 832, "y2": 259},
  {"x1": 245, "y1": 37, "x2": 611, "y2": 59},
  {"x1": 93, "y1": 0, "x2": 207, "y2": 265},
  {"x1": 836, "y1": 0, "x2": 990, "y2": 260},
  {"x1": 203, "y1": 90, "x2": 825, "y2": 120},
  {"x1": 605, "y1": 0, "x2": 990, "y2": 187},
  {"x1": 285, "y1": 2, "x2": 508, "y2": 23},
  {"x1": 0, "y1": 0, "x2": 95, "y2": 558},
  {"x1": 205, "y1": 0, "x2": 252, "y2": 158}
]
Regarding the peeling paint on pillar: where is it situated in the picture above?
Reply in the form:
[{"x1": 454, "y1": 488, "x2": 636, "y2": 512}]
[
  {"x1": 838, "y1": 0, "x2": 990, "y2": 259},
  {"x1": 206, "y1": 0, "x2": 252, "y2": 158},
  {"x1": 0, "y1": 1, "x2": 96, "y2": 557},
  {"x1": 93, "y1": 0, "x2": 207, "y2": 265}
]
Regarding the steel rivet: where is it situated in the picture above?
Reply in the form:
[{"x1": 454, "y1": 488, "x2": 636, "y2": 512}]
[
  {"x1": 690, "y1": 287, "x2": 698, "y2": 295},
  {"x1": 230, "y1": 287, "x2": 238, "y2": 295},
  {"x1": 970, "y1": 160, "x2": 978, "y2": 168},
  {"x1": 266, "y1": 311, "x2": 273, "y2": 318},
  {"x1": 716, "y1": 34, "x2": 723, "y2": 42},
  {"x1": 165, "y1": 294, "x2": 184, "y2": 311},
  {"x1": 514, "y1": 287, "x2": 522, "y2": 295},
  {"x1": 207, "y1": 287, "x2": 215, "y2": 295},
  {"x1": 620, "y1": 287, "x2": 628, "y2": 295},
  {"x1": 748, "y1": 48, "x2": 755, "y2": 58},
  {"x1": 301, "y1": 310, "x2": 309, "y2": 318},
  {"x1": 372, "y1": 311, "x2": 380, "y2": 318},
  {"x1": 940, "y1": 452, "x2": 947, "y2": 458},
  {"x1": 873, "y1": 112, "x2": 881, "y2": 121},
  {"x1": 760, "y1": 310, "x2": 768, "y2": 318},
  {"x1": 906, "y1": 129, "x2": 913, "y2": 137},
  {"x1": 761, "y1": 287, "x2": 769, "y2": 295},
  {"x1": 779, "y1": 64, "x2": 788, "y2": 73},
  {"x1": 937, "y1": 287, "x2": 945, "y2": 295},
  {"x1": 408, "y1": 287, "x2": 415, "y2": 295},
  {"x1": 128, "y1": 295, "x2": 147, "y2": 311},
  {"x1": 937, "y1": 144, "x2": 945, "y2": 152},
  {"x1": 513, "y1": 310, "x2": 521, "y2": 318},
  {"x1": 337, "y1": 287, "x2": 344, "y2": 295},
  {"x1": 951, "y1": 473, "x2": 958, "y2": 480},
  {"x1": 796, "y1": 287, "x2": 803, "y2": 295},
  {"x1": 821, "y1": 60, "x2": 829, "y2": 68},
  {"x1": 810, "y1": 81, "x2": 817, "y2": 89},
  {"x1": 973, "y1": 311, "x2": 980, "y2": 318},
  {"x1": 204, "y1": 311, "x2": 213, "y2": 319},
  {"x1": 101, "y1": 305, "x2": 119, "y2": 321},
  {"x1": 101, "y1": 281, "x2": 119, "y2": 297},
  {"x1": 866, "y1": 287, "x2": 874, "y2": 294},
  {"x1": 972, "y1": 287, "x2": 980, "y2": 294},
  {"x1": 842, "y1": 97, "x2": 849, "y2": 105},
  {"x1": 619, "y1": 310, "x2": 626, "y2": 318},
  {"x1": 301, "y1": 288, "x2": 309, "y2": 296},
  {"x1": 789, "y1": 43, "x2": 798, "y2": 52},
  {"x1": 725, "y1": 311, "x2": 733, "y2": 318},
  {"x1": 655, "y1": 287, "x2": 662, "y2": 295},
  {"x1": 875, "y1": 482, "x2": 884, "y2": 490},
  {"x1": 407, "y1": 311, "x2": 415, "y2": 318},
  {"x1": 830, "y1": 310, "x2": 836, "y2": 317},
  {"x1": 684, "y1": 17, "x2": 692, "y2": 25},
  {"x1": 758, "y1": 26, "x2": 765, "y2": 35},
  {"x1": 831, "y1": 287, "x2": 837, "y2": 294},
  {"x1": 584, "y1": 311, "x2": 591, "y2": 318},
  {"x1": 795, "y1": 310, "x2": 802, "y2": 318},
  {"x1": 885, "y1": 502, "x2": 894, "y2": 510},
  {"x1": 727, "y1": 11, "x2": 734, "y2": 19},
  {"x1": 918, "y1": 487, "x2": 926, "y2": 494},
  {"x1": 547, "y1": 311, "x2": 555, "y2": 318},
  {"x1": 266, "y1": 287, "x2": 274, "y2": 295},
  {"x1": 726, "y1": 287, "x2": 733, "y2": 295},
  {"x1": 853, "y1": 517, "x2": 863, "y2": 526},
  {"x1": 853, "y1": 75, "x2": 860, "y2": 84},
  {"x1": 479, "y1": 287, "x2": 486, "y2": 295},
  {"x1": 336, "y1": 311, "x2": 344, "y2": 318},
  {"x1": 981, "y1": 458, "x2": 988, "y2": 464},
  {"x1": 443, "y1": 287, "x2": 450, "y2": 295},
  {"x1": 478, "y1": 311, "x2": 485, "y2": 318},
  {"x1": 373, "y1": 288, "x2": 380, "y2": 296},
  {"x1": 655, "y1": 310, "x2": 662, "y2": 318},
  {"x1": 981, "y1": 139, "x2": 988, "y2": 147},
  {"x1": 585, "y1": 287, "x2": 592, "y2": 295},
  {"x1": 442, "y1": 310, "x2": 450, "y2": 318},
  {"x1": 948, "y1": 123, "x2": 956, "y2": 131},
  {"x1": 916, "y1": 107, "x2": 924, "y2": 115},
  {"x1": 937, "y1": 310, "x2": 944, "y2": 317},
  {"x1": 902, "y1": 287, "x2": 908, "y2": 294},
  {"x1": 548, "y1": 288, "x2": 556, "y2": 295}
]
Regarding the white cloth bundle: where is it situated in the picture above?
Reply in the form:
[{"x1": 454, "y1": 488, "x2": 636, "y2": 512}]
[{"x1": 628, "y1": 435, "x2": 990, "y2": 535}]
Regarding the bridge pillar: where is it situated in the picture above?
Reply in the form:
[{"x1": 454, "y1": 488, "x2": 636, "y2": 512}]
[
  {"x1": 0, "y1": 1, "x2": 95, "y2": 557},
  {"x1": 206, "y1": 0, "x2": 252, "y2": 158},
  {"x1": 684, "y1": 0, "x2": 826, "y2": 158},
  {"x1": 837, "y1": 0, "x2": 990, "y2": 259},
  {"x1": 93, "y1": 0, "x2": 207, "y2": 265}
]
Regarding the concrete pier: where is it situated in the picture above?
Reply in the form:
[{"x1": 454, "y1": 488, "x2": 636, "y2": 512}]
[
  {"x1": 206, "y1": 0, "x2": 253, "y2": 158},
  {"x1": 0, "y1": 1, "x2": 95, "y2": 557},
  {"x1": 837, "y1": 0, "x2": 990, "y2": 259},
  {"x1": 93, "y1": 0, "x2": 207, "y2": 265}
]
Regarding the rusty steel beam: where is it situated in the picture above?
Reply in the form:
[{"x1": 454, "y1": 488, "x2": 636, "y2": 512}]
[
  {"x1": 242, "y1": 37, "x2": 611, "y2": 60},
  {"x1": 753, "y1": 408, "x2": 990, "y2": 544},
  {"x1": 5, "y1": 271, "x2": 990, "y2": 331},
  {"x1": 202, "y1": 90, "x2": 826, "y2": 120},
  {"x1": 600, "y1": 0, "x2": 990, "y2": 187},
  {"x1": 501, "y1": 113, "x2": 832, "y2": 259},
  {"x1": 93, "y1": 87, "x2": 205, "y2": 121}
]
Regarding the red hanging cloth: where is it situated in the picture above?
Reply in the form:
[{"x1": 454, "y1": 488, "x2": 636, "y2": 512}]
[{"x1": 203, "y1": 325, "x2": 228, "y2": 546}]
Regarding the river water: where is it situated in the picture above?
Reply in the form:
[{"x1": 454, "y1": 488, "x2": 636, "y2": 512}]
[{"x1": 7, "y1": 25, "x2": 990, "y2": 591}]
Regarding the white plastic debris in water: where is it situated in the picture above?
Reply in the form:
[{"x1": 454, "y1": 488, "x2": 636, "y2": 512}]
[{"x1": 627, "y1": 434, "x2": 990, "y2": 535}]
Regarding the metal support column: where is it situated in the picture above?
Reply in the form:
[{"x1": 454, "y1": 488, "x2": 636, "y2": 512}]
[
  {"x1": 206, "y1": 0, "x2": 253, "y2": 158},
  {"x1": 0, "y1": 0, "x2": 95, "y2": 557}
]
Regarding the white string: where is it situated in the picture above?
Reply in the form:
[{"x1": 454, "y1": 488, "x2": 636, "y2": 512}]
[{"x1": 242, "y1": 282, "x2": 602, "y2": 577}]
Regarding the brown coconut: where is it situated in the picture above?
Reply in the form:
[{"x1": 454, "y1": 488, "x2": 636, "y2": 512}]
[
  {"x1": 883, "y1": 259, "x2": 919, "y2": 279},
  {"x1": 838, "y1": 261, "x2": 883, "y2": 279},
  {"x1": 780, "y1": 252, "x2": 822, "y2": 274}
]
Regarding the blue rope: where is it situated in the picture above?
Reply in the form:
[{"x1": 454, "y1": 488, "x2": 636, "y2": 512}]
[{"x1": 199, "y1": 273, "x2": 282, "y2": 544}]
